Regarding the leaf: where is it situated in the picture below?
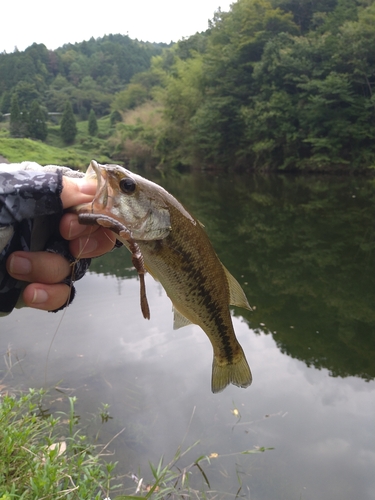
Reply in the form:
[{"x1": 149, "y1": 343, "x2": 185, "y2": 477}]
[
  {"x1": 241, "y1": 447, "x2": 274, "y2": 454},
  {"x1": 195, "y1": 461, "x2": 211, "y2": 488}
]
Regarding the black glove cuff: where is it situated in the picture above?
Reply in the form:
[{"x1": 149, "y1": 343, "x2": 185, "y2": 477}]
[{"x1": 46, "y1": 240, "x2": 91, "y2": 313}]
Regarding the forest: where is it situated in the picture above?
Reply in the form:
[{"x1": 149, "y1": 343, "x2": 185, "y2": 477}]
[
  {"x1": 0, "y1": 34, "x2": 167, "y2": 118},
  {"x1": 0, "y1": 0, "x2": 374, "y2": 172}
]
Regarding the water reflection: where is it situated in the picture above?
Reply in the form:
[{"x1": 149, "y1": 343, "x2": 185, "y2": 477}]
[
  {"x1": 147, "y1": 172, "x2": 375, "y2": 381},
  {"x1": 0, "y1": 173, "x2": 374, "y2": 499}
]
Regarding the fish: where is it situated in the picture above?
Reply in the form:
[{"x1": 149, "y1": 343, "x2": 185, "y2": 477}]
[{"x1": 74, "y1": 160, "x2": 252, "y2": 393}]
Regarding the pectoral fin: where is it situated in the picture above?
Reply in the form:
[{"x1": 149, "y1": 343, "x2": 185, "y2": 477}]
[{"x1": 222, "y1": 265, "x2": 252, "y2": 311}]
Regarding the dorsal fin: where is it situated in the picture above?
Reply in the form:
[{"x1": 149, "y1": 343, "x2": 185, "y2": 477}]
[{"x1": 223, "y1": 265, "x2": 252, "y2": 311}]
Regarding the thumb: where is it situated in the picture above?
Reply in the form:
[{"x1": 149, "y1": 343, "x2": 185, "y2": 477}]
[{"x1": 60, "y1": 176, "x2": 97, "y2": 209}]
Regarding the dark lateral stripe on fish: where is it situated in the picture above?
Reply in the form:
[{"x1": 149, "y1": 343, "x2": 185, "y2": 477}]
[
  {"x1": 172, "y1": 240, "x2": 235, "y2": 363},
  {"x1": 197, "y1": 284, "x2": 234, "y2": 360}
]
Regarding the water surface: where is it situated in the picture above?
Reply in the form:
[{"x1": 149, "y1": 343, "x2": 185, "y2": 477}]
[{"x1": 1, "y1": 172, "x2": 374, "y2": 499}]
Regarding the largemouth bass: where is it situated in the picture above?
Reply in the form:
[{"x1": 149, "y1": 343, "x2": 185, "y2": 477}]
[{"x1": 75, "y1": 160, "x2": 252, "y2": 393}]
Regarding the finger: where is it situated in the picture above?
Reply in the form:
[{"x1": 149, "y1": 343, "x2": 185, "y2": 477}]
[
  {"x1": 60, "y1": 212, "x2": 102, "y2": 240},
  {"x1": 60, "y1": 213, "x2": 117, "y2": 257},
  {"x1": 60, "y1": 176, "x2": 97, "y2": 209},
  {"x1": 69, "y1": 227, "x2": 116, "y2": 258},
  {"x1": 22, "y1": 283, "x2": 71, "y2": 311},
  {"x1": 7, "y1": 251, "x2": 71, "y2": 284}
]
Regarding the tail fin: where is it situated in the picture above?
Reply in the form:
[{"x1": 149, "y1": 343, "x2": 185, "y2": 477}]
[{"x1": 211, "y1": 353, "x2": 252, "y2": 393}]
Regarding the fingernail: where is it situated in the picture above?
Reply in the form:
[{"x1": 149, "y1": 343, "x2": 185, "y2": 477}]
[
  {"x1": 9, "y1": 255, "x2": 32, "y2": 275},
  {"x1": 31, "y1": 289, "x2": 49, "y2": 304},
  {"x1": 78, "y1": 237, "x2": 98, "y2": 255}
]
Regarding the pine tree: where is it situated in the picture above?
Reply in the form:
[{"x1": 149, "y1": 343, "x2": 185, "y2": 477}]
[
  {"x1": 1, "y1": 91, "x2": 11, "y2": 114},
  {"x1": 110, "y1": 110, "x2": 122, "y2": 126},
  {"x1": 88, "y1": 108, "x2": 98, "y2": 136},
  {"x1": 10, "y1": 94, "x2": 22, "y2": 137},
  {"x1": 28, "y1": 100, "x2": 48, "y2": 141},
  {"x1": 20, "y1": 107, "x2": 29, "y2": 137},
  {"x1": 60, "y1": 101, "x2": 77, "y2": 144}
]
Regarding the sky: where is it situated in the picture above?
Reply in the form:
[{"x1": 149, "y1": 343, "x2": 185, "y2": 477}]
[{"x1": 1, "y1": 0, "x2": 234, "y2": 53}]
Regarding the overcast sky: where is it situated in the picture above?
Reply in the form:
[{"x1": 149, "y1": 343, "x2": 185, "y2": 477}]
[{"x1": 1, "y1": 0, "x2": 234, "y2": 53}]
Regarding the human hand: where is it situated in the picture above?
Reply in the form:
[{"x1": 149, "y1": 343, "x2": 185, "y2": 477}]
[
  {"x1": 60, "y1": 176, "x2": 116, "y2": 260},
  {"x1": 6, "y1": 176, "x2": 116, "y2": 311}
]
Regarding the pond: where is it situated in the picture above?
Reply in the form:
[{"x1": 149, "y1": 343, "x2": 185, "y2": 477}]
[{"x1": 1, "y1": 171, "x2": 374, "y2": 499}]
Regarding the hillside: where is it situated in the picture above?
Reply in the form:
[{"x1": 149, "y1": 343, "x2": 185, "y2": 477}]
[
  {"x1": 1, "y1": 0, "x2": 374, "y2": 173},
  {"x1": 0, "y1": 34, "x2": 169, "y2": 118},
  {"x1": 109, "y1": 0, "x2": 375, "y2": 172}
]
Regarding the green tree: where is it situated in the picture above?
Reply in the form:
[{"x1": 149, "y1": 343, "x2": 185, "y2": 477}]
[
  {"x1": 14, "y1": 81, "x2": 40, "y2": 109},
  {"x1": 69, "y1": 61, "x2": 84, "y2": 85},
  {"x1": 238, "y1": 2, "x2": 375, "y2": 171},
  {"x1": 155, "y1": 0, "x2": 374, "y2": 170},
  {"x1": 0, "y1": 33, "x2": 165, "y2": 118},
  {"x1": 28, "y1": 100, "x2": 48, "y2": 141},
  {"x1": 1, "y1": 91, "x2": 11, "y2": 114},
  {"x1": 179, "y1": 0, "x2": 299, "y2": 166},
  {"x1": 10, "y1": 94, "x2": 22, "y2": 137},
  {"x1": 60, "y1": 101, "x2": 77, "y2": 144},
  {"x1": 272, "y1": 0, "x2": 337, "y2": 33},
  {"x1": 112, "y1": 83, "x2": 149, "y2": 111},
  {"x1": 110, "y1": 110, "x2": 122, "y2": 125},
  {"x1": 88, "y1": 108, "x2": 98, "y2": 136}
]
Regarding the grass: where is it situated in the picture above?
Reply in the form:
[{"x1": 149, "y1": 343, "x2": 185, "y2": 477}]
[
  {"x1": 0, "y1": 137, "x2": 98, "y2": 169},
  {"x1": 0, "y1": 388, "x2": 120, "y2": 499},
  {"x1": 0, "y1": 116, "x2": 115, "y2": 169},
  {"x1": 119, "y1": 441, "x2": 273, "y2": 499},
  {"x1": 0, "y1": 388, "x2": 273, "y2": 499}
]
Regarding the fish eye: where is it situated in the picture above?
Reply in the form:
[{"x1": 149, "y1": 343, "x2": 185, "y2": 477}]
[{"x1": 119, "y1": 177, "x2": 136, "y2": 194}]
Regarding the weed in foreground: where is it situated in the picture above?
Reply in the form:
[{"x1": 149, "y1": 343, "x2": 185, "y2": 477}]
[
  {"x1": 0, "y1": 388, "x2": 120, "y2": 499},
  {"x1": 117, "y1": 410, "x2": 273, "y2": 500},
  {"x1": 0, "y1": 389, "x2": 273, "y2": 500}
]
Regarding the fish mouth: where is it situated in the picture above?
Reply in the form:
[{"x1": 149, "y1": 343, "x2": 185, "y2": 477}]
[
  {"x1": 85, "y1": 160, "x2": 109, "y2": 211},
  {"x1": 73, "y1": 160, "x2": 110, "y2": 216}
]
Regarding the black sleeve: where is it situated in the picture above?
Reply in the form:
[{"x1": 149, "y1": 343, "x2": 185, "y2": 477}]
[
  {"x1": 0, "y1": 169, "x2": 90, "y2": 315},
  {"x1": 0, "y1": 170, "x2": 63, "y2": 225}
]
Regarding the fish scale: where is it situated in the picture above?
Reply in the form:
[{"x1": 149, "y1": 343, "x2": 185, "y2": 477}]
[{"x1": 138, "y1": 209, "x2": 236, "y2": 358}]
